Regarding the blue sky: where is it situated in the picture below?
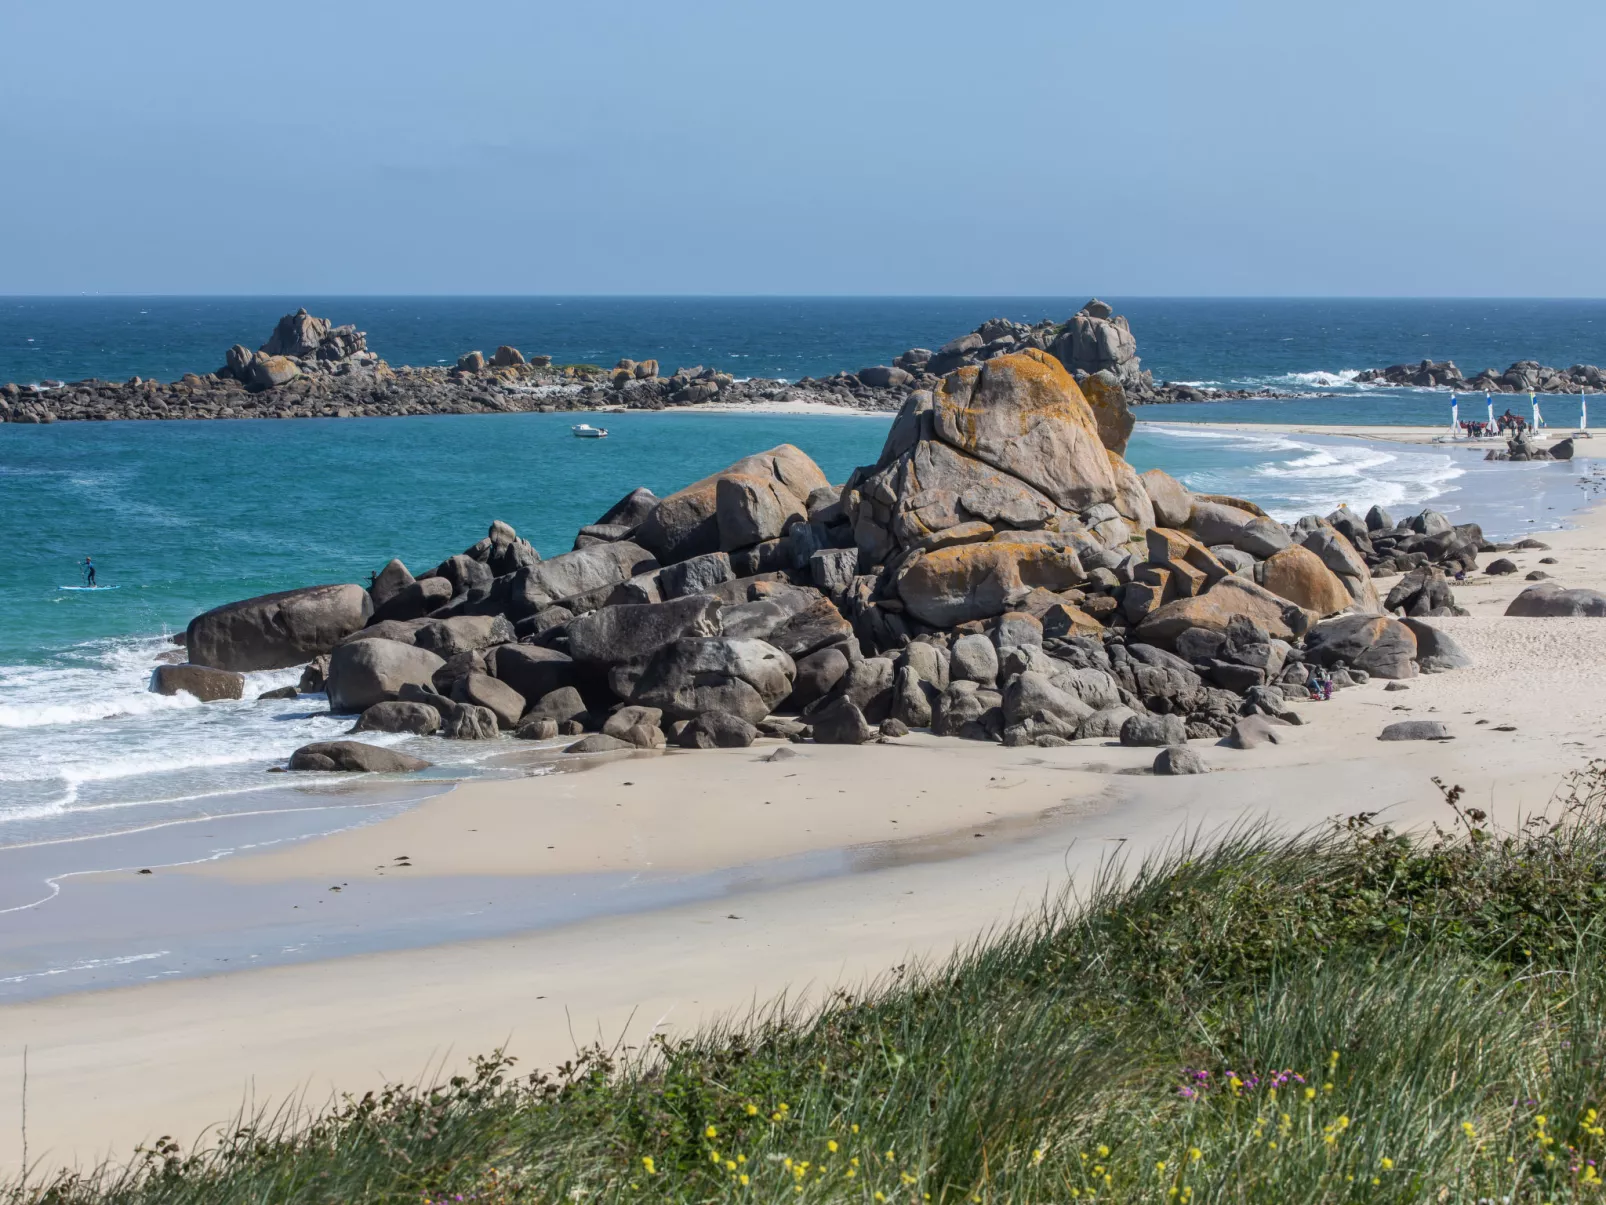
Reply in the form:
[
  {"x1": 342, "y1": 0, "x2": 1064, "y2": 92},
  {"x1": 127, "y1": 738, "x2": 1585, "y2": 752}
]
[{"x1": 1, "y1": 0, "x2": 1601, "y2": 296}]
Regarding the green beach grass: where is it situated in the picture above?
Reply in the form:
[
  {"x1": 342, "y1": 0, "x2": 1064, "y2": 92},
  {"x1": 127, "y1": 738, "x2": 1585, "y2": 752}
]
[{"x1": 12, "y1": 769, "x2": 1606, "y2": 1204}]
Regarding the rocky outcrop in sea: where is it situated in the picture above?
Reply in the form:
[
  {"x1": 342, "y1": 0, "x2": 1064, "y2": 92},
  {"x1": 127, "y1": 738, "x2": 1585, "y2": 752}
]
[
  {"x1": 0, "y1": 301, "x2": 1295, "y2": 425},
  {"x1": 1356, "y1": 358, "x2": 1606, "y2": 394},
  {"x1": 154, "y1": 351, "x2": 1482, "y2": 769}
]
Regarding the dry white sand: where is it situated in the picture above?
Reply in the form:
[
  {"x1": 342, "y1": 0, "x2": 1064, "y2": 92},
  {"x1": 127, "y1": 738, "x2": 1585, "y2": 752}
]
[{"x1": 4, "y1": 504, "x2": 1606, "y2": 1179}]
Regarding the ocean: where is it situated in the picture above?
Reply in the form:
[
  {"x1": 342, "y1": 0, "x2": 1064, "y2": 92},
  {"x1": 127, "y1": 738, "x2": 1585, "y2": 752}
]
[
  {"x1": 0, "y1": 298, "x2": 1600, "y2": 953},
  {"x1": 0, "y1": 300, "x2": 1599, "y2": 1002},
  {"x1": 5, "y1": 295, "x2": 1606, "y2": 400}
]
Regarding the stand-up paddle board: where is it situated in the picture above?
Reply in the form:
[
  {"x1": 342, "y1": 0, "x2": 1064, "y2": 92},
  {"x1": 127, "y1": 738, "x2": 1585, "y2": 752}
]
[{"x1": 58, "y1": 584, "x2": 120, "y2": 591}]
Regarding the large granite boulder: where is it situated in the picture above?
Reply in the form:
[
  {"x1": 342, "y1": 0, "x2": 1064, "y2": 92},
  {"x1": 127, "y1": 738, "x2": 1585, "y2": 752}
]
[
  {"x1": 487, "y1": 644, "x2": 575, "y2": 702},
  {"x1": 1140, "y1": 469, "x2": 1192, "y2": 529},
  {"x1": 788, "y1": 647, "x2": 849, "y2": 711},
  {"x1": 369, "y1": 559, "x2": 414, "y2": 610},
  {"x1": 1303, "y1": 614, "x2": 1418, "y2": 679},
  {"x1": 353, "y1": 700, "x2": 441, "y2": 735},
  {"x1": 288, "y1": 741, "x2": 432, "y2": 773},
  {"x1": 326, "y1": 638, "x2": 446, "y2": 713},
  {"x1": 1134, "y1": 577, "x2": 1314, "y2": 650},
  {"x1": 1294, "y1": 520, "x2": 1380, "y2": 610},
  {"x1": 723, "y1": 592, "x2": 853, "y2": 660},
  {"x1": 635, "y1": 445, "x2": 829, "y2": 563},
  {"x1": 151, "y1": 663, "x2": 244, "y2": 702},
  {"x1": 626, "y1": 638, "x2": 796, "y2": 722},
  {"x1": 1047, "y1": 302, "x2": 1145, "y2": 389},
  {"x1": 245, "y1": 354, "x2": 300, "y2": 391},
  {"x1": 507, "y1": 542, "x2": 658, "y2": 614},
  {"x1": 1001, "y1": 671, "x2": 1093, "y2": 737},
  {"x1": 413, "y1": 615, "x2": 515, "y2": 658},
  {"x1": 1187, "y1": 501, "x2": 1291, "y2": 558},
  {"x1": 810, "y1": 698, "x2": 878, "y2": 744},
  {"x1": 1079, "y1": 370, "x2": 1135, "y2": 456},
  {"x1": 895, "y1": 540, "x2": 1085, "y2": 627},
  {"x1": 1258, "y1": 545, "x2": 1353, "y2": 617},
  {"x1": 676, "y1": 711, "x2": 759, "y2": 749},
  {"x1": 567, "y1": 596, "x2": 723, "y2": 667},
  {"x1": 852, "y1": 435, "x2": 1062, "y2": 561},
  {"x1": 1505, "y1": 583, "x2": 1606, "y2": 617},
  {"x1": 929, "y1": 351, "x2": 1115, "y2": 512},
  {"x1": 1106, "y1": 451, "x2": 1155, "y2": 533},
  {"x1": 1398, "y1": 618, "x2": 1473, "y2": 673},
  {"x1": 371, "y1": 575, "x2": 453, "y2": 623},
  {"x1": 593, "y1": 486, "x2": 661, "y2": 533},
  {"x1": 187, "y1": 584, "x2": 374, "y2": 672},
  {"x1": 452, "y1": 672, "x2": 526, "y2": 729}
]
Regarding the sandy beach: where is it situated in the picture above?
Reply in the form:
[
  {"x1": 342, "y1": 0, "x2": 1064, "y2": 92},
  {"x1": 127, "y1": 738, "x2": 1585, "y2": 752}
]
[
  {"x1": 3, "y1": 493, "x2": 1606, "y2": 1177},
  {"x1": 1157, "y1": 419, "x2": 1606, "y2": 454}
]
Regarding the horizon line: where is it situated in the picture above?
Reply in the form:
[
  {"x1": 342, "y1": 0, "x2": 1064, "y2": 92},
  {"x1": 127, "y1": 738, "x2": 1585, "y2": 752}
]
[{"x1": 4, "y1": 293, "x2": 1606, "y2": 303}]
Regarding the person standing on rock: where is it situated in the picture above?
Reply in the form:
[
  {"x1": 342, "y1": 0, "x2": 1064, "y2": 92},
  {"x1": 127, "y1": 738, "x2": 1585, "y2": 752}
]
[{"x1": 82, "y1": 556, "x2": 96, "y2": 587}]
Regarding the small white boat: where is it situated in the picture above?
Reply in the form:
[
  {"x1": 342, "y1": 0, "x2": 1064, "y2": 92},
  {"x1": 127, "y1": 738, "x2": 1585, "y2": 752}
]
[{"x1": 571, "y1": 423, "x2": 609, "y2": 439}]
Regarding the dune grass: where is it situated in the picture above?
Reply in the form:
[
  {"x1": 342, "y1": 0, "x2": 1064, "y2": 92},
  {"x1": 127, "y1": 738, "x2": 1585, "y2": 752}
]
[{"x1": 12, "y1": 769, "x2": 1606, "y2": 1204}]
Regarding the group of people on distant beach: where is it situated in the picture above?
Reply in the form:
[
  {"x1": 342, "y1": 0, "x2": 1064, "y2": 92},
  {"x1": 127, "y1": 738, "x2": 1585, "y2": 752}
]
[{"x1": 1458, "y1": 409, "x2": 1529, "y2": 439}]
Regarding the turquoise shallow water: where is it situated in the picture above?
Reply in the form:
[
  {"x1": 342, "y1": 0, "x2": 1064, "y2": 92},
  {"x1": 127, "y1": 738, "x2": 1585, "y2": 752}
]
[{"x1": 0, "y1": 409, "x2": 1594, "y2": 844}]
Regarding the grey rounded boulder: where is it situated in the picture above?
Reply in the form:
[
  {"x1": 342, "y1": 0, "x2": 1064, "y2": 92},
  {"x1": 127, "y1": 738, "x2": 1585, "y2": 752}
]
[
  {"x1": 1154, "y1": 745, "x2": 1209, "y2": 775},
  {"x1": 676, "y1": 712, "x2": 759, "y2": 749},
  {"x1": 151, "y1": 663, "x2": 245, "y2": 702},
  {"x1": 810, "y1": 698, "x2": 877, "y2": 745},
  {"x1": 627, "y1": 638, "x2": 795, "y2": 723},
  {"x1": 188, "y1": 584, "x2": 374, "y2": 672},
  {"x1": 326, "y1": 639, "x2": 446, "y2": 713},
  {"x1": 1120, "y1": 713, "x2": 1188, "y2": 747},
  {"x1": 288, "y1": 741, "x2": 432, "y2": 773},
  {"x1": 1505, "y1": 584, "x2": 1606, "y2": 617},
  {"x1": 353, "y1": 700, "x2": 442, "y2": 736},
  {"x1": 1379, "y1": 720, "x2": 1453, "y2": 741},
  {"x1": 564, "y1": 733, "x2": 636, "y2": 755}
]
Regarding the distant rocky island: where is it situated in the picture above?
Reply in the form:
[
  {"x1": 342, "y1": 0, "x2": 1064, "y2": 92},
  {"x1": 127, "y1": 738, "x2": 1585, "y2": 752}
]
[
  {"x1": 1356, "y1": 358, "x2": 1606, "y2": 394},
  {"x1": 0, "y1": 302, "x2": 1293, "y2": 425}
]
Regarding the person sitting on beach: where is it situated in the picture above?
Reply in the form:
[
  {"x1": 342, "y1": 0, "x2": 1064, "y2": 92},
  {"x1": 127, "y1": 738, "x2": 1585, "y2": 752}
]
[
  {"x1": 83, "y1": 556, "x2": 96, "y2": 587},
  {"x1": 1306, "y1": 665, "x2": 1325, "y2": 701}
]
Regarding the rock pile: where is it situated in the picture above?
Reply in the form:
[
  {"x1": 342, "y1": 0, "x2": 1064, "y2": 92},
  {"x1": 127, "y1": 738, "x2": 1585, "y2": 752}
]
[
  {"x1": 1483, "y1": 431, "x2": 1575, "y2": 462},
  {"x1": 159, "y1": 350, "x2": 1468, "y2": 767},
  {"x1": 1, "y1": 303, "x2": 1297, "y2": 425},
  {"x1": 1356, "y1": 358, "x2": 1606, "y2": 395}
]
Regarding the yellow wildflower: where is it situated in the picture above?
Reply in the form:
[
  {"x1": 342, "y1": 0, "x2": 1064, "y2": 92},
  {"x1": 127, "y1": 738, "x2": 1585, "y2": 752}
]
[
  {"x1": 827, "y1": 1140, "x2": 838, "y2": 1153},
  {"x1": 1381, "y1": 1157, "x2": 1394, "y2": 1171},
  {"x1": 641, "y1": 1156, "x2": 656, "y2": 1175}
]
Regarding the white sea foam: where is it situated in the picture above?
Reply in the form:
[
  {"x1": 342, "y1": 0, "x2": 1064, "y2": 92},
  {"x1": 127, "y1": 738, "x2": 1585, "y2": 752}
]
[
  {"x1": 0, "y1": 633, "x2": 488, "y2": 843},
  {"x1": 0, "y1": 951, "x2": 171, "y2": 985},
  {"x1": 1278, "y1": 369, "x2": 1364, "y2": 388},
  {"x1": 1140, "y1": 424, "x2": 1464, "y2": 522}
]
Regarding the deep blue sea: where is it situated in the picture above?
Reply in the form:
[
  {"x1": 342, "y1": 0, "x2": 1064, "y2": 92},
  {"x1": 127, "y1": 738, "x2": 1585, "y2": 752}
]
[
  {"x1": 5, "y1": 295, "x2": 1606, "y2": 399},
  {"x1": 1, "y1": 298, "x2": 1600, "y2": 852}
]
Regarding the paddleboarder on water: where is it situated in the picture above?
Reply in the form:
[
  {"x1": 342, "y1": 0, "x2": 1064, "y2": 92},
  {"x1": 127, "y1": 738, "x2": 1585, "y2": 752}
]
[{"x1": 82, "y1": 556, "x2": 96, "y2": 587}]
